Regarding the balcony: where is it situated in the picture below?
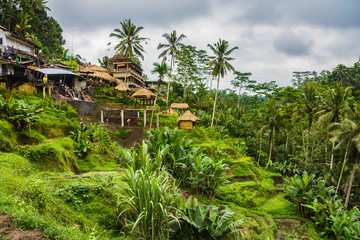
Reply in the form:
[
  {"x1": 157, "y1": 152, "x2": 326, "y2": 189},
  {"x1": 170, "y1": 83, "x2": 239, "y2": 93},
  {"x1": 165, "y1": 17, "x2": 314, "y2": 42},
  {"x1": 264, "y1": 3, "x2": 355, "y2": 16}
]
[{"x1": 113, "y1": 68, "x2": 143, "y2": 81}]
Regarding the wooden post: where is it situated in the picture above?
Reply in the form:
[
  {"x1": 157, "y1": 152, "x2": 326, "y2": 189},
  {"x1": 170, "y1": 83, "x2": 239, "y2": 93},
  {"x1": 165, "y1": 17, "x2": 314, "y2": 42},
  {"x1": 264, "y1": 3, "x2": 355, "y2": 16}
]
[
  {"x1": 137, "y1": 111, "x2": 140, "y2": 118},
  {"x1": 43, "y1": 86, "x2": 46, "y2": 98},
  {"x1": 144, "y1": 110, "x2": 146, "y2": 128},
  {"x1": 101, "y1": 110, "x2": 104, "y2": 123},
  {"x1": 156, "y1": 111, "x2": 159, "y2": 128},
  {"x1": 121, "y1": 110, "x2": 124, "y2": 127}
]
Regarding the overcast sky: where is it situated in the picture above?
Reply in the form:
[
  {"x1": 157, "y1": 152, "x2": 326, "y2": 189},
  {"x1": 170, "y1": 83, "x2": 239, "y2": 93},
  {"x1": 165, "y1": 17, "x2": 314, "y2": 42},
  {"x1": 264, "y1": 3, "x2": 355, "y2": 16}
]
[{"x1": 47, "y1": 0, "x2": 360, "y2": 89}]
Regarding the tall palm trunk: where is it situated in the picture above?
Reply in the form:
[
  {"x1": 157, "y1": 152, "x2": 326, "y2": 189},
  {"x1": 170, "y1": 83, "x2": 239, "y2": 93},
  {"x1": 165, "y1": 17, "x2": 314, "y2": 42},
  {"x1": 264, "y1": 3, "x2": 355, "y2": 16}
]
[
  {"x1": 149, "y1": 84, "x2": 161, "y2": 128},
  {"x1": 124, "y1": 60, "x2": 129, "y2": 83},
  {"x1": 258, "y1": 137, "x2": 262, "y2": 165},
  {"x1": 266, "y1": 127, "x2": 274, "y2": 169},
  {"x1": 211, "y1": 74, "x2": 220, "y2": 126},
  {"x1": 183, "y1": 65, "x2": 187, "y2": 98},
  {"x1": 330, "y1": 140, "x2": 335, "y2": 170},
  {"x1": 336, "y1": 145, "x2": 350, "y2": 194},
  {"x1": 166, "y1": 56, "x2": 174, "y2": 106},
  {"x1": 345, "y1": 162, "x2": 357, "y2": 208},
  {"x1": 237, "y1": 84, "x2": 242, "y2": 108}
]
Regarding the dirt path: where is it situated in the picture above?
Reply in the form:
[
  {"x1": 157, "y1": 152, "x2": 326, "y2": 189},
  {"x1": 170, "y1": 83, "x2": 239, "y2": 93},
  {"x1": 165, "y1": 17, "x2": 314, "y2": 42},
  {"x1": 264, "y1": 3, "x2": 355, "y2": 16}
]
[{"x1": 0, "y1": 212, "x2": 47, "y2": 240}]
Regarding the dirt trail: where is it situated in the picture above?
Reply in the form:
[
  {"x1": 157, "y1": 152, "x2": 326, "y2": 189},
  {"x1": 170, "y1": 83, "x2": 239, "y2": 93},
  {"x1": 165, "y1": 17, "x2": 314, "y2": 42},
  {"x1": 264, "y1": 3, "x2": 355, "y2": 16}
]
[{"x1": 0, "y1": 212, "x2": 48, "y2": 240}]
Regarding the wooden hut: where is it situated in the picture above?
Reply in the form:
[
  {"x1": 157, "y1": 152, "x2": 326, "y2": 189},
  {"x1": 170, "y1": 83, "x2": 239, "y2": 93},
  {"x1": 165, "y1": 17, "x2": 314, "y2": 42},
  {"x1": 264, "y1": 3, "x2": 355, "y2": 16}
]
[
  {"x1": 177, "y1": 110, "x2": 200, "y2": 129},
  {"x1": 131, "y1": 88, "x2": 156, "y2": 106}
]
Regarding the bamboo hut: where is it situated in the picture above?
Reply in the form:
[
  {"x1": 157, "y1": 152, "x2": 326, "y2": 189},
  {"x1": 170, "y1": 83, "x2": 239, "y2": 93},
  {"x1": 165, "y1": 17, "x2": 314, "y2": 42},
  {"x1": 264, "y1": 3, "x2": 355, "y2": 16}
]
[
  {"x1": 170, "y1": 103, "x2": 189, "y2": 109},
  {"x1": 177, "y1": 110, "x2": 200, "y2": 129},
  {"x1": 131, "y1": 88, "x2": 156, "y2": 106}
]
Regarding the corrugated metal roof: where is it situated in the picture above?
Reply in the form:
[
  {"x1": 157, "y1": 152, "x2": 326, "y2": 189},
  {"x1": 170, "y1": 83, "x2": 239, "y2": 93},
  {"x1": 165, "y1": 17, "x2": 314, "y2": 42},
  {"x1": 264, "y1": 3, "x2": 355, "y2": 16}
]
[{"x1": 35, "y1": 68, "x2": 86, "y2": 80}]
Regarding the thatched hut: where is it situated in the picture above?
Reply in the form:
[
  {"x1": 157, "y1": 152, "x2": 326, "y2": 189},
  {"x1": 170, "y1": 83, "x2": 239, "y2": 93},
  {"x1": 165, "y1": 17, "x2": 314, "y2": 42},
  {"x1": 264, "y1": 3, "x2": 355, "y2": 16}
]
[
  {"x1": 115, "y1": 81, "x2": 130, "y2": 91},
  {"x1": 177, "y1": 110, "x2": 200, "y2": 129},
  {"x1": 131, "y1": 88, "x2": 156, "y2": 106},
  {"x1": 88, "y1": 71, "x2": 120, "y2": 86},
  {"x1": 170, "y1": 103, "x2": 189, "y2": 109}
]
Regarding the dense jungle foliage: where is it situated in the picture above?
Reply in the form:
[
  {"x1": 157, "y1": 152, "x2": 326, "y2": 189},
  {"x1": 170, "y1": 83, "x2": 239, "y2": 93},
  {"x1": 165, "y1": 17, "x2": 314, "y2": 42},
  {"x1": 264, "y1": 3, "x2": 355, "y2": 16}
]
[{"x1": 0, "y1": 0, "x2": 65, "y2": 57}]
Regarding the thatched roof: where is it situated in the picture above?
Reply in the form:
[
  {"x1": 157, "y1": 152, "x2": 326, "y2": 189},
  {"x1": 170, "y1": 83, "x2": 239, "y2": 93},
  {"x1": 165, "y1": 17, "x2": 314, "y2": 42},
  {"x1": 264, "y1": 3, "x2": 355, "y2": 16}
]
[
  {"x1": 177, "y1": 110, "x2": 200, "y2": 122},
  {"x1": 88, "y1": 65, "x2": 108, "y2": 73},
  {"x1": 88, "y1": 71, "x2": 119, "y2": 83},
  {"x1": 131, "y1": 88, "x2": 156, "y2": 98},
  {"x1": 170, "y1": 103, "x2": 189, "y2": 109},
  {"x1": 115, "y1": 81, "x2": 130, "y2": 91}
]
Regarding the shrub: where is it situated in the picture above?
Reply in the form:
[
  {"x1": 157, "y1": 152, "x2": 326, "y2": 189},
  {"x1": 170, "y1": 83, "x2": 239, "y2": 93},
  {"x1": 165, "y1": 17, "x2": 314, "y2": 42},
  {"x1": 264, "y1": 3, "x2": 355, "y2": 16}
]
[
  {"x1": 26, "y1": 137, "x2": 80, "y2": 173},
  {"x1": 0, "y1": 119, "x2": 17, "y2": 151}
]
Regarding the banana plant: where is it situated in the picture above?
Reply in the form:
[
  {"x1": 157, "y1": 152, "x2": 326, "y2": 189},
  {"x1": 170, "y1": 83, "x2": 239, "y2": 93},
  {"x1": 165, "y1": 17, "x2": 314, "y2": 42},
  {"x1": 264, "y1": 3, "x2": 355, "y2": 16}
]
[{"x1": 172, "y1": 197, "x2": 244, "y2": 239}]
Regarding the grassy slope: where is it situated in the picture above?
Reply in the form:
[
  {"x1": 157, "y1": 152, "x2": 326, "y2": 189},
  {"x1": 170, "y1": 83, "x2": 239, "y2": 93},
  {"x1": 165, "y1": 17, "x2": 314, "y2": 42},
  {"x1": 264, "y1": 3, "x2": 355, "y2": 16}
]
[
  {"x1": 0, "y1": 89, "x2": 319, "y2": 239},
  {"x1": 0, "y1": 89, "x2": 130, "y2": 240},
  {"x1": 180, "y1": 126, "x2": 318, "y2": 239}
]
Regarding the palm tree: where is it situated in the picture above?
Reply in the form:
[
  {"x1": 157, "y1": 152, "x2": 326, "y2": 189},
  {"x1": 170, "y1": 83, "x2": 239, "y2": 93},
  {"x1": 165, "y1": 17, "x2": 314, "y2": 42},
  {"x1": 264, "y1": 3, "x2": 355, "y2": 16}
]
[
  {"x1": 157, "y1": 30, "x2": 186, "y2": 105},
  {"x1": 29, "y1": 0, "x2": 50, "y2": 12},
  {"x1": 330, "y1": 102, "x2": 360, "y2": 208},
  {"x1": 317, "y1": 82, "x2": 352, "y2": 169},
  {"x1": 301, "y1": 84, "x2": 319, "y2": 163},
  {"x1": 110, "y1": 19, "x2": 148, "y2": 83},
  {"x1": 149, "y1": 62, "x2": 170, "y2": 128},
  {"x1": 15, "y1": 11, "x2": 32, "y2": 36},
  {"x1": 207, "y1": 39, "x2": 238, "y2": 126},
  {"x1": 231, "y1": 71, "x2": 252, "y2": 108}
]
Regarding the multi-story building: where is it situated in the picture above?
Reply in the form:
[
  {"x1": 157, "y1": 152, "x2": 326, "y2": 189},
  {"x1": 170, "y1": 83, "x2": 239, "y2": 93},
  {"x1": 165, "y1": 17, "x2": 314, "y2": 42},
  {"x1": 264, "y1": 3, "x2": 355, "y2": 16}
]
[
  {"x1": 0, "y1": 25, "x2": 39, "y2": 64},
  {"x1": 108, "y1": 55, "x2": 144, "y2": 88}
]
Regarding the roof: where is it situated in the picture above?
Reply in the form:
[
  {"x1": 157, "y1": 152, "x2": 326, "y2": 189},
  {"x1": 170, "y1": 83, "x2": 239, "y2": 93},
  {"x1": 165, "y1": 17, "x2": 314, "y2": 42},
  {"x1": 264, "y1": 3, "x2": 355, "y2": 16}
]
[
  {"x1": 177, "y1": 110, "x2": 200, "y2": 122},
  {"x1": 0, "y1": 25, "x2": 7, "y2": 31},
  {"x1": 8, "y1": 33, "x2": 40, "y2": 48},
  {"x1": 88, "y1": 65, "x2": 108, "y2": 73},
  {"x1": 131, "y1": 88, "x2": 156, "y2": 98},
  {"x1": 170, "y1": 103, "x2": 189, "y2": 109},
  {"x1": 36, "y1": 68, "x2": 80, "y2": 76},
  {"x1": 35, "y1": 68, "x2": 86, "y2": 80},
  {"x1": 88, "y1": 71, "x2": 119, "y2": 83},
  {"x1": 115, "y1": 81, "x2": 130, "y2": 91}
]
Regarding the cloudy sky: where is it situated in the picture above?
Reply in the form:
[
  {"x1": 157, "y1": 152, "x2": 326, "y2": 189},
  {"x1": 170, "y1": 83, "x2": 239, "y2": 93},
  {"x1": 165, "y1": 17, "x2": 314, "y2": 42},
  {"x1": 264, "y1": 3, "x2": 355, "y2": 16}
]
[{"x1": 47, "y1": 0, "x2": 360, "y2": 89}]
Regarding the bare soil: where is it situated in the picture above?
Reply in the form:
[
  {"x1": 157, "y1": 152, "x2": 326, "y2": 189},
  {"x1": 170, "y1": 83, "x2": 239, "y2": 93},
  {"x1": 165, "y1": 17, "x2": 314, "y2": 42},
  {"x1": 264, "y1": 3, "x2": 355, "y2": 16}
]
[{"x1": 0, "y1": 212, "x2": 48, "y2": 240}]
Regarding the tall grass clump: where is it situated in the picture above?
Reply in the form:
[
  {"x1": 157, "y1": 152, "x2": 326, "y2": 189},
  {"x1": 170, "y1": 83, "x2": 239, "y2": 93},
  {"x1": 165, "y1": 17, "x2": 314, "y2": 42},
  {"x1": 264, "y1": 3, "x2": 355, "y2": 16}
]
[{"x1": 118, "y1": 142, "x2": 181, "y2": 240}]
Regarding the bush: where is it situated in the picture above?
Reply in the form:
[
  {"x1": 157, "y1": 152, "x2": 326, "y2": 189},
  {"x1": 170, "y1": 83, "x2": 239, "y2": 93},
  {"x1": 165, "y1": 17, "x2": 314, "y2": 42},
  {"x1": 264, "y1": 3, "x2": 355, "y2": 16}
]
[
  {"x1": 26, "y1": 137, "x2": 80, "y2": 173},
  {"x1": 0, "y1": 120, "x2": 17, "y2": 151}
]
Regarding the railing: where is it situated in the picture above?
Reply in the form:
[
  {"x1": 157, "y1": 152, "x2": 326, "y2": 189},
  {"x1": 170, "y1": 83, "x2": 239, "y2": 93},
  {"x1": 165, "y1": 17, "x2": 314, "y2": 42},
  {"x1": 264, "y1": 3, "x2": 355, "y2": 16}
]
[{"x1": 114, "y1": 68, "x2": 143, "y2": 80}]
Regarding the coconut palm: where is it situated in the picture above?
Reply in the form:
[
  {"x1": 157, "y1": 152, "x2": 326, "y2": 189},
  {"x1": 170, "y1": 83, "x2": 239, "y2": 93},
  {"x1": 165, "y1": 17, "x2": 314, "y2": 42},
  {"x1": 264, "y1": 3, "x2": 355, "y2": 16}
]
[
  {"x1": 207, "y1": 39, "x2": 238, "y2": 126},
  {"x1": 157, "y1": 30, "x2": 186, "y2": 105},
  {"x1": 110, "y1": 19, "x2": 148, "y2": 83},
  {"x1": 330, "y1": 102, "x2": 360, "y2": 207},
  {"x1": 317, "y1": 82, "x2": 352, "y2": 169},
  {"x1": 149, "y1": 62, "x2": 170, "y2": 128}
]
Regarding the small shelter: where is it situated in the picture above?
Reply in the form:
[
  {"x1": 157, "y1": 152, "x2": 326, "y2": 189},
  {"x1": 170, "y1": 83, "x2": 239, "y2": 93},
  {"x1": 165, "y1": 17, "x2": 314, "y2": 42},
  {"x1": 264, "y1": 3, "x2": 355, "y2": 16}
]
[
  {"x1": 170, "y1": 103, "x2": 189, "y2": 109},
  {"x1": 115, "y1": 80, "x2": 130, "y2": 92},
  {"x1": 131, "y1": 88, "x2": 156, "y2": 106},
  {"x1": 88, "y1": 71, "x2": 119, "y2": 86},
  {"x1": 177, "y1": 110, "x2": 200, "y2": 130}
]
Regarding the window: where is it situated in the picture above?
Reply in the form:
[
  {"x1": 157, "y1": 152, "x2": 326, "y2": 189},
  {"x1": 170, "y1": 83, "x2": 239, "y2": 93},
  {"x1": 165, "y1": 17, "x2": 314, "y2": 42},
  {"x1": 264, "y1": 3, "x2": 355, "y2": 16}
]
[{"x1": 0, "y1": 38, "x2": 2, "y2": 44}]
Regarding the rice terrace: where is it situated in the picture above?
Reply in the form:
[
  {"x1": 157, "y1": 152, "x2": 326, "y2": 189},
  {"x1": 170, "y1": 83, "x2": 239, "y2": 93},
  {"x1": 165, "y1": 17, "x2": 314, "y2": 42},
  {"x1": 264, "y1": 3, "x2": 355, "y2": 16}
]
[{"x1": 0, "y1": 0, "x2": 360, "y2": 239}]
